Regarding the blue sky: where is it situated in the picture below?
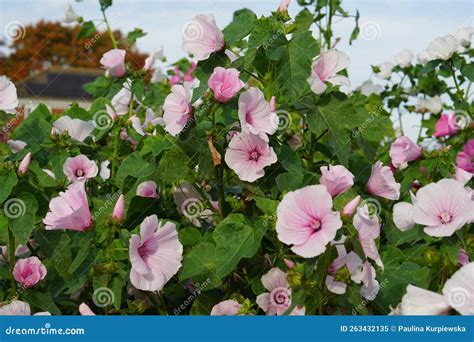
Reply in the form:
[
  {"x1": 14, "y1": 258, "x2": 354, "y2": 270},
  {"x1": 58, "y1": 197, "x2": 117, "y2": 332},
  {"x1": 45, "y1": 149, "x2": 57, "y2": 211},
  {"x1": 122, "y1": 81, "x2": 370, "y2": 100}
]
[{"x1": 1, "y1": 0, "x2": 473, "y2": 138}]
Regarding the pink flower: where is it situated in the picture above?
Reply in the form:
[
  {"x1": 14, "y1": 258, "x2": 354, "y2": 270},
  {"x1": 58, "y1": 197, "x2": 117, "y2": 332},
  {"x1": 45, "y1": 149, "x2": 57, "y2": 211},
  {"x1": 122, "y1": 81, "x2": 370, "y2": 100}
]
[
  {"x1": 184, "y1": 62, "x2": 196, "y2": 82},
  {"x1": 208, "y1": 67, "x2": 244, "y2": 103},
  {"x1": 238, "y1": 87, "x2": 278, "y2": 139},
  {"x1": 112, "y1": 194, "x2": 125, "y2": 222},
  {"x1": 456, "y1": 139, "x2": 474, "y2": 173},
  {"x1": 163, "y1": 84, "x2": 193, "y2": 136},
  {"x1": 63, "y1": 155, "x2": 98, "y2": 182},
  {"x1": 0, "y1": 76, "x2": 19, "y2": 113},
  {"x1": 433, "y1": 112, "x2": 460, "y2": 137},
  {"x1": 7, "y1": 139, "x2": 27, "y2": 153},
  {"x1": 458, "y1": 249, "x2": 469, "y2": 266},
  {"x1": 413, "y1": 178, "x2": 474, "y2": 237},
  {"x1": 454, "y1": 167, "x2": 472, "y2": 184},
  {"x1": 182, "y1": 14, "x2": 225, "y2": 61},
  {"x1": 210, "y1": 299, "x2": 242, "y2": 315},
  {"x1": 13, "y1": 257, "x2": 47, "y2": 288},
  {"x1": 256, "y1": 268, "x2": 292, "y2": 315},
  {"x1": 283, "y1": 258, "x2": 295, "y2": 269},
  {"x1": 366, "y1": 161, "x2": 400, "y2": 200},
  {"x1": 143, "y1": 54, "x2": 155, "y2": 71},
  {"x1": 0, "y1": 300, "x2": 50, "y2": 316},
  {"x1": 276, "y1": 185, "x2": 342, "y2": 258},
  {"x1": 79, "y1": 303, "x2": 96, "y2": 316},
  {"x1": 393, "y1": 202, "x2": 415, "y2": 231},
  {"x1": 18, "y1": 152, "x2": 31, "y2": 175},
  {"x1": 278, "y1": 0, "x2": 290, "y2": 12},
  {"x1": 43, "y1": 182, "x2": 93, "y2": 232},
  {"x1": 319, "y1": 165, "x2": 354, "y2": 197},
  {"x1": 107, "y1": 86, "x2": 132, "y2": 117},
  {"x1": 326, "y1": 244, "x2": 364, "y2": 295},
  {"x1": 130, "y1": 108, "x2": 164, "y2": 136},
  {"x1": 129, "y1": 215, "x2": 183, "y2": 292},
  {"x1": 389, "y1": 136, "x2": 422, "y2": 168},
  {"x1": 224, "y1": 132, "x2": 277, "y2": 182},
  {"x1": 342, "y1": 195, "x2": 361, "y2": 217},
  {"x1": 53, "y1": 116, "x2": 95, "y2": 142},
  {"x1": 307, "y1": 50, "x2": 350, "y2": 95},
  {"x1": 353, "y1": 206, "x2": 383, "y2": 269},
  {"x1": 170, "y1": 66, "x2": 183, "y2": 85},
  {"x1": 136, "y1": 181, "x2": 159, "y2": 198},
  {"x1": 100, "y1": 49, "x2": 126, "y2": 77}
]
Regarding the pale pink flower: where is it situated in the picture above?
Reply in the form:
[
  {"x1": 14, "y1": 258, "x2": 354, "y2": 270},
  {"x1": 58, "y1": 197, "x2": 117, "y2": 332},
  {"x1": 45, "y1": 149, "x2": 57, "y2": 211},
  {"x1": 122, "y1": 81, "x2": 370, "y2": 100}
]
[
  {"x1": 130, "y1": 108, "x2": 164, "y2": 136},
  {"x1": 413, "y1": 178, "x2": 474, "y2": 237},
  {"x1": 456, "y1": 139, "x2": 474, "y2": 173},
  {"x1": 210, "y1": 299, "x2": 242, "y2": 316},
  {"x1": 18, "y1": 152, "x2": 31, "y2": 175},
  {"x1": 326, "y1": 244, "x2": 364, "y2": 295},
  {"x1": 0, "y1": 300, "x2": 50, "y2": 316},
  {"x1": 163, "y1": 84, "x2": 193, "y2": 136},
  {"x1": 278, "y1": 0, "x2": 290, "y2": 12},
  {"x1": 136, "y1": 181, "x2": 159, "y2": 198},
  {"x1": 307, "y1": 50, "x2": 350, "y2": 95},
  {"x1": 129, "y1": 215, "x2": 183, "y2": 292},
  {"x1": 63, "y1": 155, "x2": 98, "y2": 182},
  {"x1": 433, "y1": 112, "x2": 460, "y2": 137},
  {"x1": 238, "y1": 87, "x2": 278, "y2": 139},
  {"x1": 43, "y1": 182, "x2": 93, "y2": 232},
  {"x1": 79, "y1": 303, "x2": 96, "y2": 316},
  {"x1": 256, "y1": 268, "x2": 292, "y2": 315},
  {"x1": 107, "y1": 86, "x2": 132, "y2": 118},
  {"x1": 366, "y1": 161, "x2": 400, "y2": 200},
  {"x1": 353, "y1": 206, "x2": 383, "y2": 269},
  {"x1": 7, "y1": 139, "x2": 26, "y2": 153},
  {"x1": 458, "y1": 249, "x2": 469, "y2": 266},
  {"x1": 342, "y1": 195, "x2": 361, "y2": 217},
  {"x1": 224, "y1": 132, "x2": 277, "y2": 182},
  {"x1": 454, "y1": 167, "x2": 472, "y2": 184},
  {"x1": 182, "y1": 14, "x2": 225, "y2": 61},
  {"x1": 53, "y1": 116, "x2": 95, "y2": 142},
  {"x1": 184, "y1": 62, "x2": 196, "y2": 82},
  {"x1": 319, "y1": 165, "x2": 354, "y2": 197},
  {"x1": 208, "y1": 67, "x2": 244, "y2": 103},
  {"x1": 289, "y1": 306, "x2": 306, "y2": 315},
  {"x1": 392, "y1": 202, "x2": 415, "y2": 231},
  {"x1": 143, "y1": 54, "x2": 155, "y2": 71},
  {"x1": 13, "y1": 257, "x2": 47, "y2": 288},
  {"x1": 389, "y1": 136, "x2": 422, "y2": 168},
  {"x1": 112, "y1": 194, "x2": 125, "y2": 222},
  {"x1": 276, "y1": 185, "x2": 342, "y2": 258},
  {"x1": 283, "y1": 258, "x2": 295, "y2": 269},
  {"x1": 0, "y1": 76, "x2": 19, "y2": 113},
  {"x1": 100, "y1": 49, "x2": 126, "y2": 77}
]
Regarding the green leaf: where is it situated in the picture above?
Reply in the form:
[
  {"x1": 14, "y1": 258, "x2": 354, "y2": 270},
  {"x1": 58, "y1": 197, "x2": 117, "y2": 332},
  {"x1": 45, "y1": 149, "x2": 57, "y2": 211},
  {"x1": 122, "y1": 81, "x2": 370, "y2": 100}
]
[
  {"x1": 14, "y1": 104, "x2": 52, "y2": 144},
  {"x1": 77, "y1": 21, "x2": 96, "y2": 39},
  {"x1": 276, "y1": 145, "x2": 301, "y2": 172},
  {"x1": 99, "y1": 0, "x2": 113, "y2": 10},
  {"x1": 141, "y1": 135, "x2": 174, "y2": 157},
  {"x1": 0, "y1": 170, "x2": 17, "y2": 204},
  {"x1": 461, "y1": 63, "x2": 474, "y2": 82},
  {"x1": 253, "y1": 196, "x2": 279, "y2": 215},
  {"x1": 68, "y1": 238, "x2": 92, "y2": 274},
  {"x1": 276, "y1": 171, "x2": 303, "y2": 192},
  {"x1": 28, "y1": 292, "x2": 61, "y2": 315},
  {"x1": 222, "y1": 9, "x2": 257, "y2": 46},
  {"x1": 116, "y1": 152, "x2": 155, "y2": 186},
  {"x1": 29, "y1": 161, "x2": 58, "y2": 188},
  {"x1": 213, "y1": 214, "x2": 258, "y2": 278},
  {"x1": 180, "y1": 242, "x2": 216, "y2": 280},
  {"x1": 157, "y1": 148, "x2": 190, "y2": 184},
  {"x1": 127, "y1": 28, "x2": 147, "y2": 44},
  {"x1": 178, "y1": 227, "x2": 202, "y2": 246},
  {"x1": 8, "y1": 192, "x2": 38, "y2": 245}
]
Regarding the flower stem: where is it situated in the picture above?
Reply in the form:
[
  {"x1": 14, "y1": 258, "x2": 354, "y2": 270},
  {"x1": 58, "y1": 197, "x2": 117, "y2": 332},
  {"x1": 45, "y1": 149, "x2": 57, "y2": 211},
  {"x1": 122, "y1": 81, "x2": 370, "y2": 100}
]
[
  {"x1": 101, "y1": 7, "x2": 118, "y2": 49},
  {"x1": 8, "y1": 227, "x2": 17, "y2": 294}
]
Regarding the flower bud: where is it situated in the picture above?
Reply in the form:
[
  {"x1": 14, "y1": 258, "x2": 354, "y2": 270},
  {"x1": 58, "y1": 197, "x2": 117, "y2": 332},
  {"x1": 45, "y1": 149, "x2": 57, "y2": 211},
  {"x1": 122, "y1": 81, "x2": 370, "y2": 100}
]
[
  {"x1": 18, "y1": 152, "x2": 31, "y2": 175},
  {"x1": 423, "y1": 248, "x2": 440, "y2": 266},
  {"x1": 112, "y1": 194, "x2": 125, "y2": 222}
]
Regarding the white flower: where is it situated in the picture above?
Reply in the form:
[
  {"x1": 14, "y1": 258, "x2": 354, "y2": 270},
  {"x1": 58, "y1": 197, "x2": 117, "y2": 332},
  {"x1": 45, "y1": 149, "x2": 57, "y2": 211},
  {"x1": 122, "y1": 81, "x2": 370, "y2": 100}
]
[
  {"x1": 426, "y1": 35, "x2": 459, "y2": 61},
  {"x1": 395, "y1": 49, "x2": 414, "y2": 68},
  {"x1": 63, "y1": 4, "x2": 81, "y2": 24},
  {"x1": 151, "y1": 67, "x2": 166, "y2": 83},
  {"x1": 453, "y1": 26, "x2": 474, "y2": 47},
  {"x1": 7, "y1": 140, "x2": 27, "y2": 153},
  {"x1": 375, "y1": 62, "x2": 394, "y2": 80},
  {"x1": 359, "y1": 80, "x2": 383, "y2": 96},
  {"x1": 393, "y1": 201, "x2": 415, "y2": 231},
  {"x1": 130, "y1": 108, "x2": 164, "y2": 136},
  {"x1": 99, "y1": 160, "x2": 111, "y2": 180},
  {"x1": 0, "y1": 76, "x2": 19, "y2": 113},
  {"x1": 416, "y1": 96, "x2": 442, "y2": 114},
  {"x1": 53, "y1": 116, "x2": 95, "y2": 142},
  {"x1": 416, "y1": 50, "x2": 432, "y2": 64}
]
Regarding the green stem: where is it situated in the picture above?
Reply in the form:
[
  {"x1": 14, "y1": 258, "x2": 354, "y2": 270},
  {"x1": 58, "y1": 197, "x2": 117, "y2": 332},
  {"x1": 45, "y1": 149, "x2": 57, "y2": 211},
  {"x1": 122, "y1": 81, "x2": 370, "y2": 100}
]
[
  {"x1": 8, "y1": 227, "x2": 17, "y2": 294},
  {"x1": 326, "y1": 0, "x2": 334, "y2": 49},
  {"x1": 210, "y1": 107, "x2": 225, "y2": 219},
  {"x1": 450, "y1": 61, "x2": 462, "y2": 99},
  {"x1": 101, "y1": 7, "x2": 118, "y2": 49}
]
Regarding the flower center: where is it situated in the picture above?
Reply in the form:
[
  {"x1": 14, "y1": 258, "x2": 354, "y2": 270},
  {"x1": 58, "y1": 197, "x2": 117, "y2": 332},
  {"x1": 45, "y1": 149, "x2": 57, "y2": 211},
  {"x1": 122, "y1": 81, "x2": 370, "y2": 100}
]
[
  {"x1": 76, "y1": 169, "x2": 84, "y2": 177},
  {"x1": 249, "y1": 151, "x2": 260, "y2": 161},
  {"x1": 440, "y1": 211, "x2": 452, "y2": 224},
  {"x1": 270, "y1": 287, "x2": 290, "y2": 307},
  {"x1": 310, "y1": 219, "x2": 322, "y2": 232},
  {"x1": 245, "y1": 112, "x2": 254, "y2": 125}
]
